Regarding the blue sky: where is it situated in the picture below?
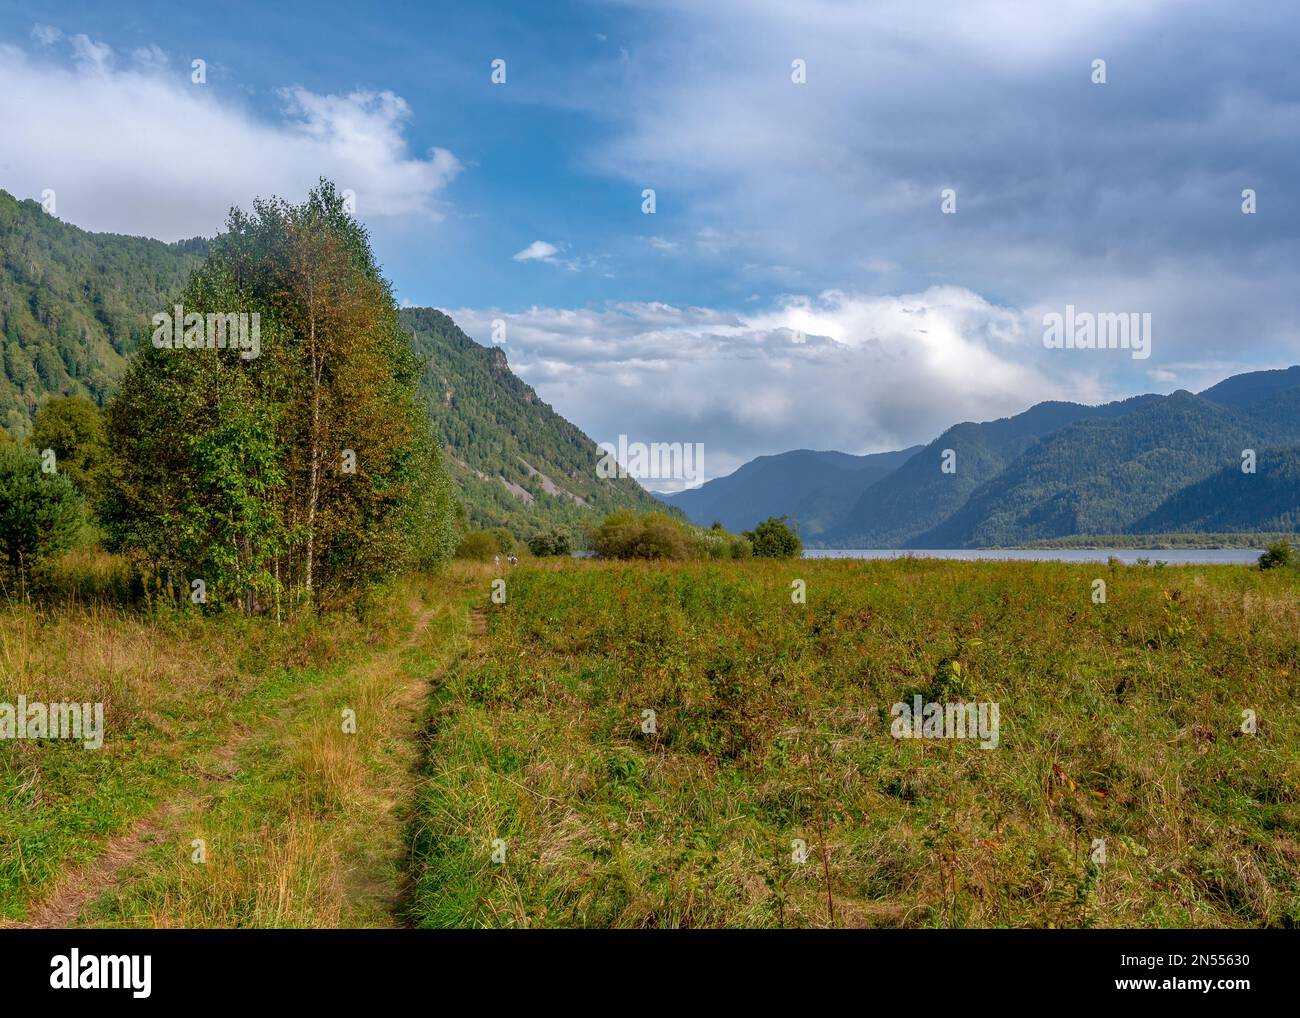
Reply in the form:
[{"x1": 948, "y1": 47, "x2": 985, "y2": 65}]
[{"x1": 1, "y1": 0, "x2": 1298, "y2": 483}]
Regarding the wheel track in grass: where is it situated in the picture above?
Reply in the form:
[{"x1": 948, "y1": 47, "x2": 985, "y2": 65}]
[{"x1": 5, "y1": 589, "x2": 455, "y2": 930}]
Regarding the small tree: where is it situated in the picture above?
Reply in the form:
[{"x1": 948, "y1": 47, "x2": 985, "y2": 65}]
[
  {"x1": 528, "y1": 530, "x2": 573, "y2": 557},
  {"x1": 590, "y1": 511, "x2": 691, "y2": 560},
  {"x1": 31, "y1": 396, "x2": 109, "y2": 511},
  {"x1": 1259, "y1": 541, "x2": 1293, "y2": 570},
  {"x1": 744, "y1": 515, "x2": 802, "y2": 559},
  {"x1": 0, "y1": 445, "x2": 85, "y2": 584},
  {"x1": 456, "y1": 531, "x2": 500, "y2": 561}
]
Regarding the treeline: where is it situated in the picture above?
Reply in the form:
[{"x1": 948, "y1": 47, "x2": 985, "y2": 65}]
[
  {"x1": 1, "y1": 182, "x2": 459, "y2": 612},
  {"x1": 1024, "y1": 532, "x2": 1295, "y2": 550}
]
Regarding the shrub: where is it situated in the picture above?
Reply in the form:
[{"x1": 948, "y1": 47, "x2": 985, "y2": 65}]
[
  {"x1": 31, "y1": 395, "x2": 110, "y2": 512},
  {"x1": 0, "y1": 445, "x2": 86, "y2": 583},
  {"x1": 456, "y1": 531, "x2": 501, "y2": 562},
  {"x1": 1259, "y1": 540, "x2": 1293, "y2": 570},
  {"x1": 528, "y1": 530, "x2": 573, "y2": 557},
  {"x1": 590, "y1": 512, "x2": 692, "y2": 560},
  {"x1": 693, "y1": 526, "x2": 751, "y2": 560},
  {"x1": 743, "y1": 515, "x2": 802, "y2": 559}
]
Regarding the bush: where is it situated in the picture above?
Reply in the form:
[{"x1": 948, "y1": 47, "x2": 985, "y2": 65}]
[
  {"x1": 1259, "y1": 541, "x2": 1293, "y2": 570},
  {"x1": 528, "y1": 530, "x2": 573, "y2": 557},
  {"x1": 0, "y1": 445, "x2": 86, "y2": 583},
  {"x1": 743, "y1": 515, "x2": 802, "y2": 559},
  {"x1": 31, "y1": 395, "x2": 109, "y2": 512},
  {"x1": 456, "y1": 531, "x2": 501, "y2": 562},
  {"x1": 590, "y1": 512, "x2": 693, "y2": 560},
  {"x1": 693, "y1": 525, "x2": 751, "y2": 560}
]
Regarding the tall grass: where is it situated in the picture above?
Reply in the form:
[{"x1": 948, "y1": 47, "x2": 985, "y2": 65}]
[
  {"x1": 408, "y1": 558, "x2": 1300, "y2": 928},
  {"x1": 0, "y1": 551, "x2": 424, "y2": 923}
]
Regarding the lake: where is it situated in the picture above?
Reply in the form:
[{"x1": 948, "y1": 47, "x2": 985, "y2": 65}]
[{"x1": 803, "y1": 548, "x2": 1264, "y2": 565}]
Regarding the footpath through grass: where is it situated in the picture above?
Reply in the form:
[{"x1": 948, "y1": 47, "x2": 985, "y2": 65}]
[
  {"x1": 1, "y1": 572, "x2": 472, "y2": 927},
  {"x1": 408, "y1": 558, "x2": 1300, "y2": 928}
]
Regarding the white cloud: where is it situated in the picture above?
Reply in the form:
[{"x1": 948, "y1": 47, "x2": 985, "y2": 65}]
[
  {"x1": 130, "y1": 44, "x2": 169, "y2": 68},
  {"x1": 512, "y1": 240, "x2": 560, "y2": 262},
  {"x1": 69, "y1": 33, "x2": 112, "y2": 71},
  {"x1": 0, "y1": 35, "x2": 461, "y2": 239},
  {"x1": 450, "y1": 288, "x2": 1102, "y2": 482},
  {"x1": 577, "y1": 0, "x2": 1300, "y2": 388},
  {"x1": 30, "y1": 24, "x2": 61, "y2": 47}
]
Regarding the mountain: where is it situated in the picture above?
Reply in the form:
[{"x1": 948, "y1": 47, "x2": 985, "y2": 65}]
[
  {"x1": 912, "y1": 390, "x2": 1261, "y2": 547},
  {"x1": 823, "y1": 395, "x2": 1162, "y2": 547},
  {"x1": 402, "y1": 307, "x2": 665, "y2": 535},
  {"x1": 0, "y1": 190, "x2": 659, "y2": 539},
  {"x1": 659, "y1": 446, "x2": 921, "y2": 536},
  {"x1": 0, "y1": 189, "x2": 207, "y2": 435},
  {"x1": 1198, "y1": 365, "x2": 1300, "y2": 409},
  {"x1": 1131, "y1": 446, "x2": 1300, "y2": 533},
  {"x1": 703, "y1": 369, "x2": 1300, "y2": 548}
]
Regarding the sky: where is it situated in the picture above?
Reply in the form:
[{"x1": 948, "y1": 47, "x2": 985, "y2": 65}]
[{"x1": 1, "y1": 0, "x2": 1297, "y2": 487}]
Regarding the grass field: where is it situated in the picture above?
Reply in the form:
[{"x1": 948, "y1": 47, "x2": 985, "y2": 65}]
[
  {"x1": 3, "y1": 557, "x2": 1298, "y2": 928},
  {"x1": 408, "y1": 558, "x2": 1300, "y2": 928}
]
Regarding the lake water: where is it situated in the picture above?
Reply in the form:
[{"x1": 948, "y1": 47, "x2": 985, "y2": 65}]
[{"x1": 803, "y1": 548, "x2": 1264, "y2": 565}]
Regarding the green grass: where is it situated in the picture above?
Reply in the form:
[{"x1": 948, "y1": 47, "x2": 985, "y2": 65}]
[
  {"x1": 407, "y1": 558, "x2": 1300, "y2": 928},
  {"x1": 0, "y1": 572, "x2": 463, "y2": 925}
]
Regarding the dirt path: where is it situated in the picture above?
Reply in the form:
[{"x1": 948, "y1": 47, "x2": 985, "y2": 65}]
[{"x1": 8, "y1": 595, "x2": 447, "y2": 930}]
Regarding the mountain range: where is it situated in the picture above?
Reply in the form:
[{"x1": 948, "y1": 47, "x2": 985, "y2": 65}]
[
  {"x1": 4, "y1": 186, "x2": 1297, "y2": 548},
  {"x1": 661, "y1": 366, "x2": 1300, "y2": 546}
]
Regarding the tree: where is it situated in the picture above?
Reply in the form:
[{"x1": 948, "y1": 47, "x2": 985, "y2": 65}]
[
  {"x1": 105, "y1": 180, "x2": 459, "y2": 611},
  {"x1": 590, "y1": 511, "x2": 692, "y2": 560},
  {"x1": 1259, "y1": 541, "x2": 1293, "y2": 570},
  {"x1": 31, "y1": 395, "x2": 109, "y2": 511},
  {"x1": 456, "y1": 531, "x2": 500, "y2": 561},
  {"x1": 528, "y1": 529, "x2": 573, "y2": 557},
  {"x1": 0, "y1": 445, "x2": 84, "y2": 583},
  {"x1": 744, "y1": 515, "x2": 802, "y2": 558}
]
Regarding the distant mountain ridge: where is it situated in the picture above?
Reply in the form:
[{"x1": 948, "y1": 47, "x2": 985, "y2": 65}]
[
  {"x1": 660, "y1": 367, "x2": 1300, "y2": 547},
  {"x1": 658, "y1": 446, "x2": 921, "y2": 537}
]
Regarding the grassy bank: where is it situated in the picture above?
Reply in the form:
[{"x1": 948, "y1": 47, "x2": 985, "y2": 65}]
[{"x1": 408, "y1": 558, "x2": 1300, "y2": 928}]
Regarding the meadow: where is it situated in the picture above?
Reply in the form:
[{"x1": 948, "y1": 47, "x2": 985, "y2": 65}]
[
  {"x1": 3, "y1": 556, "x2": 1298, "y2": 928},
  {"x1": 408, "y1": 558, "x2": 1300, "y2": 928}
]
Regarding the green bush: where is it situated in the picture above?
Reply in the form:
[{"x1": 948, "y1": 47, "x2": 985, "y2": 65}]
[
  {"x1": 31, "y1": 395, "x2": 109, "y2": 513},
  {"x1": 0, "y1": 445, "x2": 86, "y2": 583},
  {"x1": 694, "y1": 524, "x2": 751, "y2": 560},
  {"x1": 456, "y1": 531, "x2": 501, "y2": 562},
  {"x1": 743, "y1": 515, "x2": 802, "y2": 559},
  {"x1": 488, "y1": 528, "x2": 516, "y2": 555},
  {"x1": 1259, "y1": 540, "x2": 1293, "y2": 570},
  {"x1": 527, "y1": 530, "x2": 573, "y2": 557},
  {"x1": 590, "y1": 511, "x2": 693, "y2": 560}
]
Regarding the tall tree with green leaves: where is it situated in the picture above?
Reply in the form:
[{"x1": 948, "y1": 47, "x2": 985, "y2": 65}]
[{"x1": 105, "y1": 181, "x2": 458, "y2": 611}]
